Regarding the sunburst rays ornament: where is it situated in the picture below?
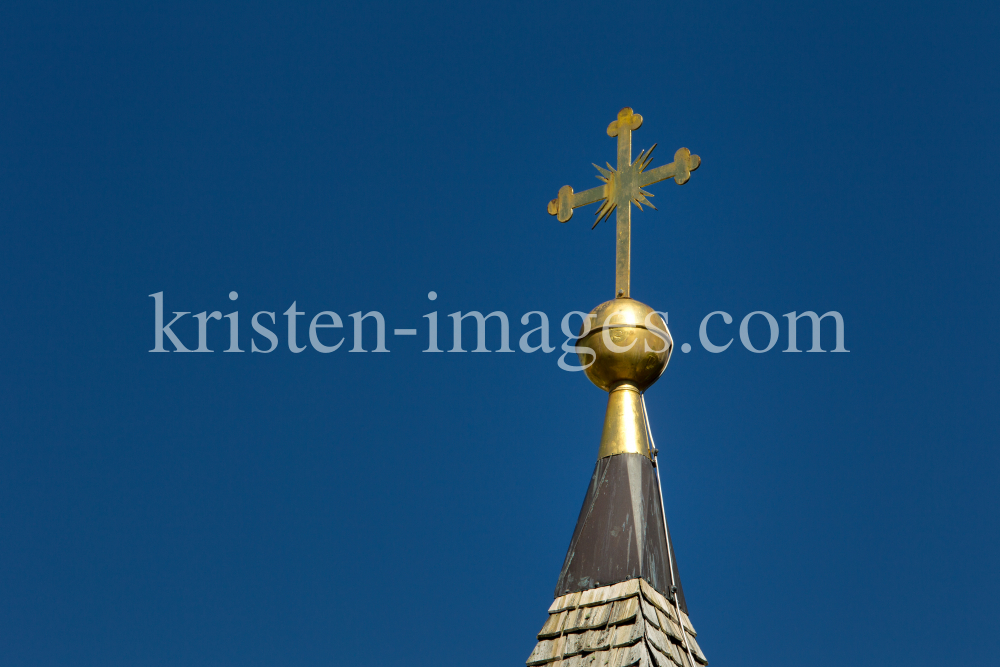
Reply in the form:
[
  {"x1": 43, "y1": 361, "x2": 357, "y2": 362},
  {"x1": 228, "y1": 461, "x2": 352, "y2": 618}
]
[
  {"x1": 546, "y1": 107, "x2": 700, "y2": 298},
  {"x1": 591, "y1": 142, "x2": 659, "y2": 228}
]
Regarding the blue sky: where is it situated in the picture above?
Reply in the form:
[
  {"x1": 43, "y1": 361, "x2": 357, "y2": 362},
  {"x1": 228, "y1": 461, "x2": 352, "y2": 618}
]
[{"x1": 1, "y1": 2, "x2": 998, "y2": 665}]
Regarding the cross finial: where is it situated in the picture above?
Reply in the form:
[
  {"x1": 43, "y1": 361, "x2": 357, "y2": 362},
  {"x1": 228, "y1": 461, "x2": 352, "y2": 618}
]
[
  {"x1": 606, "y1": 107, "x2": 643, "y2": 137},
  {"x1": 547, "y1": 107, "x2": 700, "y2": 299}
]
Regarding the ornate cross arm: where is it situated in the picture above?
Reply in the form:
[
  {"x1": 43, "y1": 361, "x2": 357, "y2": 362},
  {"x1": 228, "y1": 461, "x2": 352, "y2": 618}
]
[
  {"x1": 546, "y1": 146, "x2": 701, "y2": 224},
  {"x1": 546, "y1": 184, "x2": 607, "y2": 223},
  {"x1": 545, "y1": 107, "x2": 701, "y2": 299},
  {"x1": 639, "y1": 147, "x2": 701, "y2": 188}
]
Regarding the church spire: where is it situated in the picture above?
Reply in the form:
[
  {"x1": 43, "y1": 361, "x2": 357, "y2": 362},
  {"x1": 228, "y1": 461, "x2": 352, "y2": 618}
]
[{"x1": 527, "y1": 108, "x2": 707, "y2": 667}]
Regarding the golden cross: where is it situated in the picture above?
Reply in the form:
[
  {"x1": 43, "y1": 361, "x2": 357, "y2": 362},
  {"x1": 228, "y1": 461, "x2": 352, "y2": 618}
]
[{"x1": 547, "y1": 107, "x2": 701, "y2": 298}]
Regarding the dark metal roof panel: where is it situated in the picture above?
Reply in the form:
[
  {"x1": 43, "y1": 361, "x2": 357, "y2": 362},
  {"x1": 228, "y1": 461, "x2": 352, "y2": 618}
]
[{"x1": 555, "y1": 453, "x2": 687, "y2": 613}]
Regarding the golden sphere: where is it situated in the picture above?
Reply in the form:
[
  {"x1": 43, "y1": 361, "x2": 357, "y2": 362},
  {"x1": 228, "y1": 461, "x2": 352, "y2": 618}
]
[{"x1": 577, "y1": 298, "x2": 673, "y2": 392}]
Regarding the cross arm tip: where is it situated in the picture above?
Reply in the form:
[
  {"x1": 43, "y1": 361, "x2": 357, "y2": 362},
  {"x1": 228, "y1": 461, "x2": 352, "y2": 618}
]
[
  {"x1": 671, "y1": 148, "x2": 701, "y2": 185},
  {"x1": 548, "y1": 184, "x2": 574, "y2": 222},
  {"x1": 607, "y1": 108, "x2": 642, "y2": 137}
]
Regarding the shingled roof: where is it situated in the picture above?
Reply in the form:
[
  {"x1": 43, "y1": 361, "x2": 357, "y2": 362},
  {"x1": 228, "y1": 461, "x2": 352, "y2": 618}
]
[{"x1": 526, "y1": 578, "x2": 707, "y2": 667}]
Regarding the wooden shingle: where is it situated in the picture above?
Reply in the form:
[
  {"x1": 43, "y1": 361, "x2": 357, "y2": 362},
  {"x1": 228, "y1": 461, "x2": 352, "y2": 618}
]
[
  {"x1": 563, "y1": 632, "x2": 585, "y2": 658},
  {"x1": 578, "y1": 649, "x2": 612, "y2": 667},
  {"x1": 610, "y1": 580, "x2": 640, "y2": 601},
  {"x1": 550, "y1": 592, "x2": 582, "y2": 614},
  {"x1": 586, "y1": 602, "x2": 612, "y2": 629},
  {"x1": 640, "y1": 597, "x2": 660, "y2": 629},
  {"x1": 656, "y1": 609, "x2": 682, "y2": 643},
  {"x1": 565, "y1": 606, "x2": 592, "y2": 633},
  {"x1": 581, "y1": 625, "x2": 615, "y2": 652},
  {"x1": 685, "y1": 634, "x2": 707, "y2": 665},
  {"x1": 527, "y1": 637, "x2": 560, "y2": 666},
  {"x1": 611, "y1": 614, "x2": 644, "y2": 648},
  {"x1": 580, "y1": 586, "x2": 610, "y2": 607},
  {"x1": 539, "y1": 610, "x2": 568, "y2": 639},
  {"x1": 608, "y1": 596, "x2": 640, "y2": 625},
  {"x1": 615, "y1": 639, "x2": 650, "y2": 667},
  {"x1": 646, "y1": 639, "x2": 675, "y2": 667},
  {"x1": 639, "y1": 579, "x2": 670, "y2": 616},
  {"x1": 645, "y1": 620, "x2": 672, "y2": 657},
  {"x1": 678, "y1": 611, "x2": 696, "y2": 637}
]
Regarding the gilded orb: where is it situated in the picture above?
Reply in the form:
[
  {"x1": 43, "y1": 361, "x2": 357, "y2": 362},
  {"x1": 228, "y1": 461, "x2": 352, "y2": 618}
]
[{"x1": 577, "y1": 298, "x2": 673, "y2": 392}]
